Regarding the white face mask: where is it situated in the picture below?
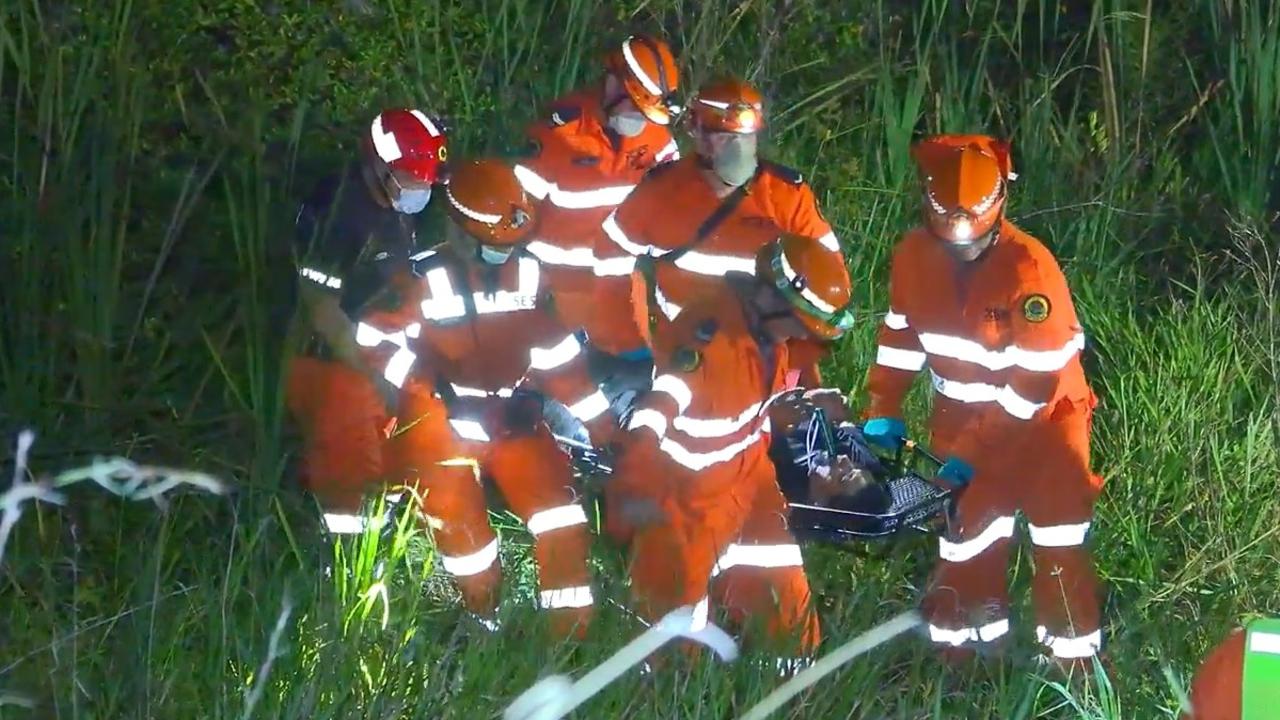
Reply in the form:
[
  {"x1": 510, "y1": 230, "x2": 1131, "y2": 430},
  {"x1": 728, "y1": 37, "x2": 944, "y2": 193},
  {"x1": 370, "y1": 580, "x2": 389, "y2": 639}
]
[
  {"x1": 608, "y1": 110, "x2": 648, "y2": 138},
  {"x1": 712, "y1": 134, "x2": 759, "y2": 187},
  {"x1": 479, "y1": 244, "x2": 515, "y2": 264},
  {"x1": 392, "y1": 186, "x2": 431, "y2": 214}
]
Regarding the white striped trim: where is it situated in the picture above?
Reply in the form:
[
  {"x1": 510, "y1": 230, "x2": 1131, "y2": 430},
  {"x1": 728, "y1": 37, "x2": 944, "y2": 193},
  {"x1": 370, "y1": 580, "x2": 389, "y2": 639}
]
[
  {"x1": 601, "y1": 211, "x2": 653, "y2": 256},
  {"x1": 650, "y1": 374, "x2": 693, "y2": 412},
  {"x1": 525, "y1": 504, "x2": 589, "y2": 536},
  {"x1": 323, "y1": 513, "x2": 366, "y2": 534},
  {"x1": 653, "y1": 285, "x2": 683, "y2": 320},
  {"x1": 917, "y1": 331, "x2": 1086, "y2": 374},
  {"x1": 929, "y1": 619, "x2": 1010, "y2": 646},
  {"x1": 354, "y1": 321, "x2": 418, "y2": 388},
  {"x1": 778, "y1": 250, "x2": 836, "y2": 313},
  {"x1": 621, "y1": 38, "x2": 662, "y2": 95},
  {"x1": 568, "y1": 389, "x2": 610, "y2": 422},
  {"x1": 883, "y1": 310, "x2": 909, "y2": 330},
  {"x1": 655, "y1": 139, "x2": 680, "y2": 162},
  {"x1": 1036, "y1": 626, "x2": 1102, "y2": 659},
  {"x1": 539, "y1": 585, "x2": 595, "y2": 610},
  {"x1": 299, "y1": 266, "x2": 343, "y2": 290},
  {"x1": 445, "y1": 186, "x2": 502, "y2": 225},
  {"x1": 656, "y1": 419, "x2": 770, "y2": 471},
  {"x1": 673, "y1": 249, "x2": 756, "y2": 277},
  {"x1": 449, "y1": 384, "x2": 515, "y2": 398},
  {"x1": 529, "y1": 334, "x2": 583, "y2": 371},
  {"x1": 370, "y1": 114, "x2": 402, "y2": 162},
  {"x1": 875, "y1": 345, "x2": 927, "y2": 371},
  {"x1": 408, "y1": 109, "x2": 440, "y2": 137},
  {"x1": 671, "y1": 400, "x2": 764, "y2": 439},
  {"x1": 627, "y1": 408, "x2": 668, "y2": 438},
  {"x1": 525, "y1": 240, "x2": 597, "y2": 268},
  {"x1": 513, "y1": 165, "x2": 635, "y2": 209},
  {"x1": 816, "y1": 231, "x2": 839, "y2": 252},
  {"x1": 449, "y1": 418, "x2": 491, "y2": 442},
  {"x1": 439, "y1": 538, "x2": 500, "y2": 577},
  {"x1": 1249, "y1": 631, "x2": 1280, "y2": 655},
  {"x1": 1027, "y1": 521, "x2": 1091, "y2": 547},
  {"x1": 930, "y1": 371, "x2": 1045, "y2": 420},
  {"x1": 939, "y1": 515, "x2": 1016, "y2": 563},
  {"x1": 711, "y1": 543, "x2": 804, "y2": 577}
]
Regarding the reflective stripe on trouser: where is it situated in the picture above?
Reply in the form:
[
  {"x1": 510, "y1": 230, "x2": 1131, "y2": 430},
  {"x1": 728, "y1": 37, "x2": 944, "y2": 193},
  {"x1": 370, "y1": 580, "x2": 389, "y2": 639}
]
[
  {"x1": 921, "y1": 396, "x2": 1103, "y2": 659},
  {"x1": 396, "y1": 388, "x2": 594, "y2": 639},
  {"x1": 285, "y1": 355, "x2": 390, "y2": 517},
  {"x1": 624, "y1": 450, "x2": 820, "y2": 658}
]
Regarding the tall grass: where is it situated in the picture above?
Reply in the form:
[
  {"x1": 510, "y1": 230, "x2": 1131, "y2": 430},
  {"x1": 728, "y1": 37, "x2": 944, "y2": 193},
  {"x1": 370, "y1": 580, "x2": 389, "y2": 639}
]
[{"x1": 2, "y1": 0, "x2": 1277, "y2": 717}]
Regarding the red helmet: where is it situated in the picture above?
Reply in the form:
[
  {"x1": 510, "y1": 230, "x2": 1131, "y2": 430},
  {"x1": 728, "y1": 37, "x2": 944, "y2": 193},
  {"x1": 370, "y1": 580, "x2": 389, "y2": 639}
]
[
  {"x1": 367, "y1": 108, "x2": 448, "y2": 185},
  {"x1": 604, "y1": 34, "x2": 681, "y2": 125},
  {"x1": 910, "y1": 134, "x2": 1015, "y2": 243}
]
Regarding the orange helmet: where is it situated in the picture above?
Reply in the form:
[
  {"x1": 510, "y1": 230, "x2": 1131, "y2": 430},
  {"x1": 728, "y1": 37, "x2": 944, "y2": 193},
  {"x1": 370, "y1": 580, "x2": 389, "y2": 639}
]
[
  {"x1": 690, "y1": 77, "x2": 765, "y2": 134},
  {"x1": 910, "y1": 134, "x2": 1016, "y2": 243},
  {"x1": 757, "y1": 233, "x2": 854, "y2": 340},
  {"x1": 604, "y1": 34, "x2": 681, "y2": 126},
  {"x1": 443, "y1": 159, "x2": 537, "y2": 246}
]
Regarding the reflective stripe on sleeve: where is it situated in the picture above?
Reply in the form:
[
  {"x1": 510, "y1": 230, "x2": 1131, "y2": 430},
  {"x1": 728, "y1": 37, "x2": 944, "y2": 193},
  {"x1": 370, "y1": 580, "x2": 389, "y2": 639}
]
[
  {"x1": 529, "y1": 334, "x2": 583, "y2": 371},
  {"x1": 1027, "y1": 521, "x2": 1091, "y2": 547},
  {"x1": 439, "y1": 538, "x2": 499, "y2": 577},
  {"x1": 525, "y1": 504, "x2": 589, "y2": 536},
  {"x1": 939, "y1": 515, "x2": 1016, "y2": 563},
  {"x1": 875, "y1": 345, "x2": 927, "y2": 371},
  {"x1": 1036, "y1": 626, "x2": 1102, "y2": 659}
]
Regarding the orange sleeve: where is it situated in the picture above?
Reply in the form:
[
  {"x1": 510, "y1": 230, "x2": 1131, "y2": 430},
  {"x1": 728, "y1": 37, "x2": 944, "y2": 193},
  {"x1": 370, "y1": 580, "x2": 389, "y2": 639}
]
[
  {"x1": 352, "y1": 279, "x2": 432, "y2": 389},
  {"x1": 521, "y1": 327, "x2": 617, "y2": 442},
  {"x1": 863, "y1": 241, "x2": 926, "y2": 418},
  {"x1": 587, "y1": 199, "x2": 653, "y2": 354},
  {"x1": 1003, "y1": 251, "x2": 1089, "y2": 417},
  {"x1": 780, "y1": 181, "x2": 836, "y2": 241}
]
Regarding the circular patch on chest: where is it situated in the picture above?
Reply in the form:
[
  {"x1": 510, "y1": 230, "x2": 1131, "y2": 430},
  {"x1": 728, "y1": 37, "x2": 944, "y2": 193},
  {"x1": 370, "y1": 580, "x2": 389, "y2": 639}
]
[{"x1": 1022, "y1": 293, "x2": 1051, "y2": 323}]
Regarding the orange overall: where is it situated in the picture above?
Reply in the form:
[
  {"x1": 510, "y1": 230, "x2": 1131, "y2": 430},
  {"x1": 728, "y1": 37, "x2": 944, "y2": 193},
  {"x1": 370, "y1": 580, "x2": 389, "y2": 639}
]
[
  {"x1": 606, "y1": 279, "x2": 821, "y2": 665},
  {"x1": 284, "y1": 165, "x2": 429, "y2": 533},
  {"x1": 513, "y1": 88, "x2": 680, "y2": 333},
  {"x1": 865, "y1": 220, "x2": 1104, "y2": 662},
  {"x1": 590, "y1": 156, "x2": 846, "y2": 386},
  {"x1": 358, "y1": 246, "x2": 617, "y2": 638}
]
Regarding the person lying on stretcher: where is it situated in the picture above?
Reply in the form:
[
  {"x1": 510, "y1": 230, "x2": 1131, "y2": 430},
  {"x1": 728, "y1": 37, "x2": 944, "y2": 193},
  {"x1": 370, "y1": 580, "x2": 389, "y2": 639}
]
[{"x1": 767, "y1": 388, "x2": 895, "y2": 515}]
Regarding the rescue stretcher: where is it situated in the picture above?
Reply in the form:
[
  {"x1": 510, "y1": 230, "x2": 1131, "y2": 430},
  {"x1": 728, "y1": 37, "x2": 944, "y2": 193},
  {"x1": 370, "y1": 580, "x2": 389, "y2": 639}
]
[{"x1": 554, "y1": 406, "x2": 966, "y2": 545}]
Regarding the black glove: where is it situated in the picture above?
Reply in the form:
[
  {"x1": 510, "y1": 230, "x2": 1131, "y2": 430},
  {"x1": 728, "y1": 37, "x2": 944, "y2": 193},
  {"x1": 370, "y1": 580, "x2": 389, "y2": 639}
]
[{"x1": 504, "y1": 388, "x2": 546, "y2": 437}]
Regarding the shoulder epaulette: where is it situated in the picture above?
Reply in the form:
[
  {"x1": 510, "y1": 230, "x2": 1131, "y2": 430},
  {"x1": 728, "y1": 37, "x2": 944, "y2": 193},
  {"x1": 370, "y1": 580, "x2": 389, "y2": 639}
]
[{"x1": 759, "y1": 159, "x2": 805, "y2": 186}]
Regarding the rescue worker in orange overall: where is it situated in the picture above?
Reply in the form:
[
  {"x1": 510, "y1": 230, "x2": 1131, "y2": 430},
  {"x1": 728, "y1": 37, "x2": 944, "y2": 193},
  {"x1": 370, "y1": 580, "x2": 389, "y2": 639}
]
[
  {"x1": 591, "y1": 75, "x2": 848, "y2": 391},
  {"x1": 285, "y1": 107, "x2": 447, "y2": 535},
  {"x1": 1180, "y1": 617, "x2": 1280, "y2": 719},
  {"x1": 861, "y1": 133, "x2": 1104, "y2": 669},
  {"x1": 356, "y1": 158, "x2": 620, "y2": 639},
  {"x1": 510, "y1": 34, "x2": 683, "y2": 439},
  {"x1": 603, "y1": 229, "x2": 856, "y2": 671}
]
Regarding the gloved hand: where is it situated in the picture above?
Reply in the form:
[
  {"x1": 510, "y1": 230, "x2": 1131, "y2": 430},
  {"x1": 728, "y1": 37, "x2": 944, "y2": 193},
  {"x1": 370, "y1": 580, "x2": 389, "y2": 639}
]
[
  {"x1": 935, "y1": 456, "x2": 975, "y2": 487},
  {"x1": 861, "y1": 416, "x2": 906, "y2": 450},
  {"x1": 503, "y1": 389, "x2": 546, "y2": 437}
]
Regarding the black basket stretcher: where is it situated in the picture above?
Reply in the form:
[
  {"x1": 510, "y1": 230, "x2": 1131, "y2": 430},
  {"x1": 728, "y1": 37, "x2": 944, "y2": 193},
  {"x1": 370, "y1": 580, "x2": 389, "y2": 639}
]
[{"x1": 554, "y1": 405, "x2": 965, "y2": 545}]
